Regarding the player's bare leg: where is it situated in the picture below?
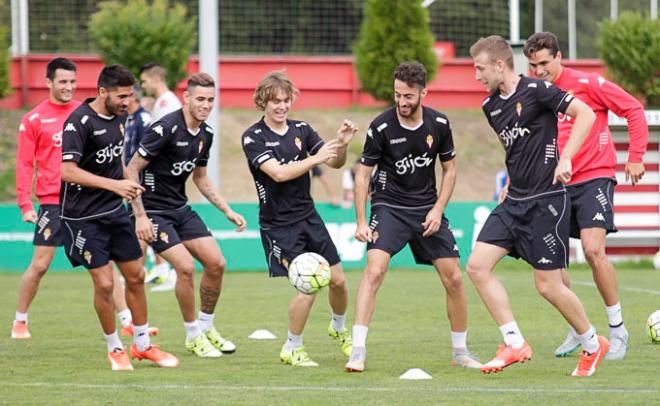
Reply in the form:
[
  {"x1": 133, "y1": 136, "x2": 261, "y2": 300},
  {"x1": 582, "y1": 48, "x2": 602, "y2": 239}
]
[
  {"x1": 327, "y1": 263, "x2": 351, "y2": 357},
  {"x1": 280, "y1": 291, "x2": 318, "y2": 366},
  {"x1": 346, "y1": 249, "x2": 390, "y2": 372},
  {"x1": 433, "y1": 257, "x2": 480, "y2": 368},
  {"x1": 12, "y1": 245, "x2": 57, "y2": 339},
  {"x1": 183, "y1": 236, "x2": 236, "y2": 353},
  {"x1": 159, "y1": 244, "x2": 197, "y2": 321}
]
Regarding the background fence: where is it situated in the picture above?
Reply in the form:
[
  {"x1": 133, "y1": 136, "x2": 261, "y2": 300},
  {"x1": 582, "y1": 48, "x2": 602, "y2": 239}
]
[{"x1": 1, "y1": 0, "x2": 653, "y2": 57}]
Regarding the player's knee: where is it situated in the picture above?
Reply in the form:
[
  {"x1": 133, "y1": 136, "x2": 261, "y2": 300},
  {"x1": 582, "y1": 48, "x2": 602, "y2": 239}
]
[
  {"x1": 94, "y1": 278, "x2": 114, "y2": 298},
  {"x1": 534, "y1": 278, "x2": 558, "y2": 299},
  {"x1": 330, "y1": 271, "x2": 347, "y2": 290},
  {"x1": 465, "y1": 260, "x2": 485, "y2": 282},
  {"x1": 443, "y1": 267, "x2": 464, "y2": 291},
  {"x1": 123, "y1": 270, "x2": 144, "y2": 287},
  {"x1": 583, "y1": 243, "x2": 606, "y2": 263},
  {"x1": 177, "y1": 262, "x2": 196, "y2": 280},
  {"x1": 28, "y1": 260, "x2": 49, "y2": 278},
  {"x1": 204, "y1": 257, "x2": 226, "y2": 279},
  {"x1": 364, "y1": 264, "x2": 386, "y2": 286}
]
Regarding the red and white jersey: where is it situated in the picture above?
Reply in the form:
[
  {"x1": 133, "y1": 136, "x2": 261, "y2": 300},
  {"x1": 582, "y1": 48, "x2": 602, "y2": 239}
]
[
  {"x1": 554, "y1": 67, "x2": 648, "y2": 184},
  {"x1": 151, "y1": 90, "x2": 182, "y2": 123},
  {"x1": 16, "y1": 99, "x2": 81, "y2": 214}
]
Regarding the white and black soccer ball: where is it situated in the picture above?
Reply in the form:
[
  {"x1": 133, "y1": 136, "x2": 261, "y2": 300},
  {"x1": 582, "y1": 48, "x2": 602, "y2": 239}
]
[
  {"x1": 646, "y1": 310, "x2": 660, "y2": 343},
  {"x1": 288, "y1": 252, "x2": 331, "y2": 295}
]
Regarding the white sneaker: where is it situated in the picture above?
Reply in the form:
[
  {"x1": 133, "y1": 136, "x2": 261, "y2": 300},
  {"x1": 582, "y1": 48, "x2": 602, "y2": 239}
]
[
  {"x1": 451, "y1": 351, "x2": 482, "y2": 369},
  {"x1": 554, "y1": 328, "x2": 581, "y2": 357},
  {"x1": 149, "y1": 270, "x2": 176, "y2": 292},
  {"x1": 604, "y1": 327, "x2": 629, "y2": 360},
  {"x1": 345, "y1": 346, "x2": 366, "y2": 372}
]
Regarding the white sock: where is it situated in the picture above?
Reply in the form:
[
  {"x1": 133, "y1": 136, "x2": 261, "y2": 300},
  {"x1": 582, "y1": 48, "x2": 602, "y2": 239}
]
[
  {"x1": 283, "y1": 331, "x2": 303, "y2": 352},
  {"x1": 331, "y1": 312, "x2": 347, "y2": 333},
  {"x1": 104, "y1": 331, "x2": 124, "y2": 352},
  {"x1": 606, "y1": 303, "x2": 624, "y2": 332},
  {"x1": 579, "y1": 327, "x2": 600, "y2": 353},
  {"x1": 198, "y1": 311, "x2": 215, "y2": 332},
  {"x1": 451, "y1": 331, "x2": 468, "y2": 351},
  {"x1": 133, "y1": 323, "x2": 151, "y2": 352},
  {"x1": 499, "y1": 321, "x2": 525, "y2": 348},
  {"x1": 184, "y1": 320, "x2": 202, "y2": 341},
  {"x1": 15, "y1": 311, "x2": 28, "y2": 323},
  {"x1": 352, "y1": 325, "x2": 369, "y2": 348},
  {"x1": 117, "y1": 309, "x2": 132, "y2": 328}
]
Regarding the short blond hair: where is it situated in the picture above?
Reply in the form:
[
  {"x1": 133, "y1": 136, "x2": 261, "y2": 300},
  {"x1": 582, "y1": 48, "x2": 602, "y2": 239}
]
[
  {"x1": 253, "y1": 70, "x2": 299, "y2": 111},
  {"x1": 469, "y1": 35, "x2": 514, "y2": 70}
]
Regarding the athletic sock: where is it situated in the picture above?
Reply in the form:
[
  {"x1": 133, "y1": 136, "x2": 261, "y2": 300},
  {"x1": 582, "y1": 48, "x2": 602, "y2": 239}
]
[
  {"x1": 451, "y1": 331, "x2": 468, "y2": 352},
  {"x1": 579, "y1": 327, "x2": 600, "y2": 354},
  {"x1": 15, "y1": 311, "x2": 28, "y2": 323},
  {"x1": 331, "y1": 312, "x2": 347, "y2": 333},
  {"x1": 104, "y1": 331, "x2": 124, "y2": 352},
  {"x1": 283, "y1": 331, "x2": 303, "y2": 352},
  {"x1": 184, "y1": 320, "x2": 202, "y2": 341},
  {"x1": 133, "y1": 323, "x2": 151, "y2": 352},
  {"x1": 198, "y1": 311, "x2": 215, "y2": 332},
  {"x1": 117, "y1": 309, "x2": 132, "y2": 328},
  {"x1": 352, "y1": 325, "x2": 369, "y2": 348},
  {"x1": 499, "y1": 321, "x2": 525, "y2": 348},
  {"x1": 606, "y1": 303, "x2": 625, "y2": 335}
]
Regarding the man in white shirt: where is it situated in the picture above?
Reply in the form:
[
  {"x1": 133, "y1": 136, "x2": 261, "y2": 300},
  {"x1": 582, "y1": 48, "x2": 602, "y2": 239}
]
[{"x1": 139, "y1": 62, "x2": 182, "y2": 123}]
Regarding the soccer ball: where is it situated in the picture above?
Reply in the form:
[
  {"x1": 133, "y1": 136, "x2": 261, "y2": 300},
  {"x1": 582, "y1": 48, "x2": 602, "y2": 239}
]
[
  {"x1": 288, "y1": 252, "x2": 331, "y2": 295},
  {"x1": 647, "y1": 310, "x2": 660, "y2": 343}
]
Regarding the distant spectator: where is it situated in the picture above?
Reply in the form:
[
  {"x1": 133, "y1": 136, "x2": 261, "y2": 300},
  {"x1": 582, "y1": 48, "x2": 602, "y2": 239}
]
[
  {"x1": 311, "y1": 166, "x2": 341, "y2": 207},
  {"x1": 341, "y1": 159, "x2": 361, "y2": 208},
  {"x1": 123, "y1": 85, "x2": 151, "y2": 166},
  {"x1": 493, "y1": 168, "x2": 508, "y2": 202},
  {"x1": 139, "y1": 62, "x2": 182, "y2": 123}
]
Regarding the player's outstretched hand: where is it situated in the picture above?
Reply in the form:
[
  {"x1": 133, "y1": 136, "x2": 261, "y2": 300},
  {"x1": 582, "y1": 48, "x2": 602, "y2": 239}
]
[
  {"x1": 22, "y1": 210, "x2": 38, "y2": 224},
  {"x1": 355, "y1": 222, "x2": 373, "y2": 243},
  {"x1": 336, "y1": 119, "x2": 358, "y2": 146},
  {"x1": 625, "y1": 161, "x2": 645, "y2": 185},
  {"x1": 422, "y1": 207, "x2": 442, "y2": 237},
  {"x1": 135, "y1": 215, "x2": 156, "y2": 242},
  {"x1": 113, "y1": 179, "x2": 145, "y2": 200},
  {"x1": 226, "y1": 210, "x2": 247, "y2": 232},
  {"x1": 315, "y1": 139, "x2": 339, "y2": 164},
  {"x1": 553, "y1": 157, "x2": 572, "y2": 184}
]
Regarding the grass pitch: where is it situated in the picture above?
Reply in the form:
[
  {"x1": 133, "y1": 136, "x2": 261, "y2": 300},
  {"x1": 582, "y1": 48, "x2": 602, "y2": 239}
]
[{"x1": 1, "y1": 263, "x2": 659, "y2": 405}]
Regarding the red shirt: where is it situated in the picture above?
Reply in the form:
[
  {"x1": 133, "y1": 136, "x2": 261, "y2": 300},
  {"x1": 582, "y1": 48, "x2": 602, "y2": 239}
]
[
  {"x1": 554, "y1": 67, "x2": 648, "y2": 184},
  {"x1": 15, "y1": 99, "x2": 81, "y2": 214}
]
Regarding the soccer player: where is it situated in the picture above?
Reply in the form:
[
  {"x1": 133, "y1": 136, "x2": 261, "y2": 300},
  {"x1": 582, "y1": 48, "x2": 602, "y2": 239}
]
[
  {"x1": 467, "y1": 35, "x2": 608, "y2": 377},
  {"x1": 345, "y1": 61, "x2": 480, "y2": 373},
  {"x1": 524, "y1": 31, "x2": 648, "y2": 360},
  {"x1": 241, "y1": 71, "x2": 357, "y2": 367},
  {"x1": 11, "y1": 58, "x2": 80, "y2": 339},
  {"x1": 138, "y1": 61, "x2": 178, "y2": 288},
  {"x1": 61, "y1": 64, "x2": 178, "y2": 370},
  {"x1": 126, "y1": 73, "x2": 244, "y2": 358}
]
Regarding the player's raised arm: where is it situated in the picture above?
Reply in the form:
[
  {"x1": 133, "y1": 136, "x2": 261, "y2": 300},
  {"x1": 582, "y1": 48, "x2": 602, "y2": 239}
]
[
  {"x1": 192, "y1": 166, "x2": 246, "y2": 232},
  {"x1": 258, "y1": 140, "x2": 339, "y2": 183},
  {"x1": 325, "y1": 119, "x2": 358, "y2": 169},
  {"x1": 554, "y1": 97, "x2": 595, "y2": 184}
]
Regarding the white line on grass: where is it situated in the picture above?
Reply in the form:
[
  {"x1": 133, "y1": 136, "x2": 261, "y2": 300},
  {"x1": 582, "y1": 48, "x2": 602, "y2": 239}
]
[
  {"x1": 4, "y1": 382, "x2": 659, "y2": 394},
  {"x1": 571, "y1": 280, "x2": 660, "y2": 295}
]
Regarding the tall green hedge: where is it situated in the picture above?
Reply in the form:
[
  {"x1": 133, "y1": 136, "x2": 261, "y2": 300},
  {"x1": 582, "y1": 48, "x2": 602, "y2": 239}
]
[
  {"x1": 598, "y1": 12, "x2": 660, "y2": 107},
  {"x1": 89, "y1": 0, "x2": 196, "y2": 89},
  {"x1": 354, "y1": 0, "x2": 438, "y2": 103},
  {"x1": 0, "y1": 25, "x2": 11, "y2": 98}
]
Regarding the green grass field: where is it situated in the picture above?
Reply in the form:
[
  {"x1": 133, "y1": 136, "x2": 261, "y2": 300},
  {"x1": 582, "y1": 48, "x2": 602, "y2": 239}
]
[{"x1": 1, "y1": 264, "x2": 659, "y2": 405}]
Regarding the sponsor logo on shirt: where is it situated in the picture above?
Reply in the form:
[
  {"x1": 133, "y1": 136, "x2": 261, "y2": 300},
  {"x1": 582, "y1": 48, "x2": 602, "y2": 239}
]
[
  {"x1": 176, "y1": 141, "x2": 189, "y2": 147},
  {"x1": 171, "y1": 158, "x2": 198, "y2": 176},
  {"x1": 489, "y1": 109, "x2": 502, "y2": 117},
  {"x1": 394, "y1": 153, "x2": 433, "y2": 175},
  {"x1": 497, "y1": 124, "x2": 530, "y2": 148},
  {"x1": 52, "y1": 131, "x2": 62, "y2": 148},
  {"x1": 265, "y1": 141, "x2": 280, "y2": 147},
  {"x1": 93, "y1": 129, "x2": 107, "y2": 136},
  {"x1": 389, "y1": 137, "x2": 406, "y2": 145},
  {"x1": 95, "y1": 141, "x2": 124, "y2": 164}
]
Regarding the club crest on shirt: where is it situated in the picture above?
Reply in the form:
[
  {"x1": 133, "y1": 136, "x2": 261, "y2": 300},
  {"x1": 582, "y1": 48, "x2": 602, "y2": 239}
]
[
  {"x1": 281, "y1": 257, "x2": 289, "y2": 269},
  {"x1": 515, "y1": 102, "x2": 522, "y2": 116},
  {"x1": 83, "y1": 250, "x2": 92, "y2": 264},
  {"x1": 160, "y1": 231, "x2": 169, "y2": 244},
  {"x1": 119, "y1": 123, "x2": 125, "y2": 137},
  {"x1": 198, "y1": 140, "x2": 204, "y2": 154},
  {"x1": 294, "y1": 137, "x2": 302, "y2": 150},
  {"x1": 426, "y1": 134, "x2": 433, "y2": 149},
  {"x1": 372, "y1": 231, "x2": 379, "y2": 242},
  {"x1": 43, "y1": 228, "x2": 51, "y2": 241}
]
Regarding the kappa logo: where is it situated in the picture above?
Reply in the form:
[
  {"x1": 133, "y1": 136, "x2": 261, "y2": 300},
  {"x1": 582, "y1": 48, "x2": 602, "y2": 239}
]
[
  {"x1": 64, "y1": 123, "x2": 77, "y2": 132},
  {"x1": 389, "y1": 137, "x2": 406, "y2": 145},
  {"x1": 243, "y1": 136, "x2": 254, "y2": 146},
  {"x1": 538, "y1": 257, "x2": 553, "y2": 264},
  {"x1": 153, "y1": 125, "x2": 164, "y2": 136},
  {"x1": 489, "y1": 108, "x2": 502, "y2": 117},
  {"x1": 592, "y1": 212, "x2": 605, "y2": 222},
  {"x1": 176, "y1": 141, "x2": 189, "y2": 147}
]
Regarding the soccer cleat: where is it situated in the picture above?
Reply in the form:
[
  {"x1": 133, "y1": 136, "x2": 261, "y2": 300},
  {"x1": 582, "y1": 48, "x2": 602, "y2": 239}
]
[
  {"x1": 451, "y1": 351, "x2": 482, "y2": 369},
  {"x1": 185, "y1": 334, "x2": 222, "y2": 358},
  {"x1": 345, "y1": 346, "x2": 366, "y2": 372},
  {"x1": 280, "y1": 346, "x2": 319, "y2": 367},
  {"x1": 328, "y1": 324, "x2": 352, "y2": 357},
  {"x1": 572, "y1": 335, "x2": 609, "y2": 377},
  {"x1": 554, "y1": 328, "x2": 581, "y2": 357},
  {"x1": 120, "y1": 324, "x2": 160, "y2": 337},
  {"x1": 11, "y1": 321, "x2": 31, "y2": 339},
  {"x1": 604, "y1": 327, "x2": 628, "y2": 360},
  {"x1": 107, "y1": 349, "x2": 134, "y2": 371},
  {"x1": 130, "y1": 343, "x2": 179, "y2": 367},
  {"x1": 204, "y1": 327, "x2": 236, "y2": 354},
  {"x1": 143, "y1": 268, "x2": 160, "y2": 284},
  {"x1": 149, "y1": 270, "x2": 176, "y2": 292},
  {"x1": 480, "y1": 342, "x2": 533, "y2": 374}
]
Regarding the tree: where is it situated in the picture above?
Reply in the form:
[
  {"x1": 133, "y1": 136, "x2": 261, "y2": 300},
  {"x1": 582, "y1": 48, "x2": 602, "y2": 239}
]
[
  {"x1": 598, "y1": 12, "x2": 660, "y2": 106},
  {"x1": 89, "y1": 0, "x2": 196, "y2": 89},
  {"x1": 0, "y1": 24, "x2": 10, "y2": 98},
  {"x1": 354, "y1": 0, "x2": 438, "y2": 102}
]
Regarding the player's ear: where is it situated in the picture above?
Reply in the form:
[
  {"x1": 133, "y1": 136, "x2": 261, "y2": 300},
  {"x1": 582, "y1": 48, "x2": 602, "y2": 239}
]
[{"x1": 420, "y1": 87, "x2": 428, "y2": 98}]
